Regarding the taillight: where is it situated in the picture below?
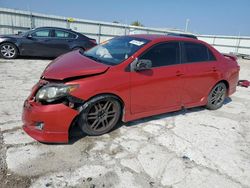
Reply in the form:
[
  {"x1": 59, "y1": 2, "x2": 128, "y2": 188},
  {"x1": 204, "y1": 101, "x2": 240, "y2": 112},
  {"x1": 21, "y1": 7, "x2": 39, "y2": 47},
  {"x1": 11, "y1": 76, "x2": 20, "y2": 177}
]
[{"x1": 90, "y1": 39, "x2": 97, "y2": 44}]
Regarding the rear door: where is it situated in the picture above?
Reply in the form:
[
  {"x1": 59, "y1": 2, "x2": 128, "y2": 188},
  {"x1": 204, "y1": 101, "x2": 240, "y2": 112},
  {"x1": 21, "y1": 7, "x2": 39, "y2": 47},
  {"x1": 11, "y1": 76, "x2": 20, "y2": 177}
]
[
  {"x1": 130, "y1": 42, "x2": 185, "y2": 114},
  {"x1": 181, "y1": 42, "x2": 220, "y2": 106},
  {"x1": 49, "y1": 29, "x2": 77, "y2": 56}
]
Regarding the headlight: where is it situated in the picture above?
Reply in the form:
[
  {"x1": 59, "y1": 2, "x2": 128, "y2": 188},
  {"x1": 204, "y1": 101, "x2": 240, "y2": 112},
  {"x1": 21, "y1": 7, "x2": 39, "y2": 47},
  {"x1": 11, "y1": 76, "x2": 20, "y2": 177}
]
[{"x1": 35, "y1": 84, "x2": 78, "y2": 103}]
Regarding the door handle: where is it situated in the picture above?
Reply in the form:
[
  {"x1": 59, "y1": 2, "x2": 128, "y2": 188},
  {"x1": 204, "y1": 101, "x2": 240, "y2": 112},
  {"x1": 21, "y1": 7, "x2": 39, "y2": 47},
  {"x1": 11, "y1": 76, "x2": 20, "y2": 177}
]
[
  {"x1": 212, "y1": 67, "x2": 217, "y2": 72},
  {"x1": 176, "y1": 71, "x2": 184, "y2": 77}
]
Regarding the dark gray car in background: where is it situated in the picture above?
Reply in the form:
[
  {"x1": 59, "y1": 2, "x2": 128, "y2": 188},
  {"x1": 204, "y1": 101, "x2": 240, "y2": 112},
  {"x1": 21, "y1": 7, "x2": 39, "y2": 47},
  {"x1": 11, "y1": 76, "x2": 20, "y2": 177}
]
[{"x1": 0, "y1": 27, "x2": 97, "y2": 59}]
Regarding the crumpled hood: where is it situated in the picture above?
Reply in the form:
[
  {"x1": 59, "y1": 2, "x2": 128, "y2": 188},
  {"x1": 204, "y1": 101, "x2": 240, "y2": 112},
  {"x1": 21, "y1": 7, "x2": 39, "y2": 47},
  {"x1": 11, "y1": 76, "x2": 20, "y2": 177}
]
[{"x1": 42, "y1": 50, "x2": 110, "y2": 80}]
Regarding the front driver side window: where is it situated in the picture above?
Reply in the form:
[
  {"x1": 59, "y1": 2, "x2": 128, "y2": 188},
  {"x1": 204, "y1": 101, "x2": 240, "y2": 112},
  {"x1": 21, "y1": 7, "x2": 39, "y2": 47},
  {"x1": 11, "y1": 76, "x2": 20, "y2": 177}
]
[
  {"x1": 140, "y1": 42, "x2": 180, "y2": 67},
  {"x1": 32, "y1": 29, "x2": 50, "y2": 37}
]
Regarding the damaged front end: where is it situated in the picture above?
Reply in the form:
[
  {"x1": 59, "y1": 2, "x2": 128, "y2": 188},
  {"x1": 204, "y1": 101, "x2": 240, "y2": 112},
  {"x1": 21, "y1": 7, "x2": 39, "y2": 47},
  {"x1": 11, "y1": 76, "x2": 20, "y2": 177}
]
[
  {"x1": 22, "y1": 78, "x2": 86, "y2": 143},
  {"x1": 22, "y1": 50, "x2": 111, "y2": 143}
]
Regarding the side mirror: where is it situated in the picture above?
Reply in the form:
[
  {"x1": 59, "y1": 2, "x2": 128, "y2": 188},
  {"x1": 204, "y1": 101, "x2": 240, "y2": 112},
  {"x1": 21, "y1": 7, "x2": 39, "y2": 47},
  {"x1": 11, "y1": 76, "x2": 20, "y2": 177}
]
[
  {"x1": 135, "y1": 59, "x2": 152, "y2": 71},
  {"x1": 27, "y1": 34, "x2": 33, "y2": 39}
]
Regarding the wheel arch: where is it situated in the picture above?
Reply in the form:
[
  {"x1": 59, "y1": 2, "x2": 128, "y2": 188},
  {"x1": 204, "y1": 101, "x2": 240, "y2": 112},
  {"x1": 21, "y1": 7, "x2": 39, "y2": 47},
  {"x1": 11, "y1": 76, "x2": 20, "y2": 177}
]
[
  {"x1": 204, "y1": 79, "x2": 230, "y2": 106},
  {"x1": 215, "y1": 80, "x2": 230, "y2": 96},
  {"x1": 86, "y1": 93, "x2": 124, "y2": 106},
  {"x1": 68, "y1": 92, "x2": 126, "y2": 137},
  {"x1": 206, "y1": 80, "x2": 229, "y2": 110},
  {"x1": 83, "y1": 93, "x2": 126, "y2": 121},
  {"x1": 71, "y1": 46, "x2": 86, "y2": 51},
  {"x1": 0, "y1": 41, "x2": 20, "y2": 55}
]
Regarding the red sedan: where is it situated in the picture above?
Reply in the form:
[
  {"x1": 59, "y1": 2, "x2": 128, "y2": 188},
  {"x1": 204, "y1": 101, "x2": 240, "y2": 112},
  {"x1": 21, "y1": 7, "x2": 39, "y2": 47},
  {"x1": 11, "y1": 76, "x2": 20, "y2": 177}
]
[{"x1": 22, "y1": 35, "x2": 240, "y2": 143}]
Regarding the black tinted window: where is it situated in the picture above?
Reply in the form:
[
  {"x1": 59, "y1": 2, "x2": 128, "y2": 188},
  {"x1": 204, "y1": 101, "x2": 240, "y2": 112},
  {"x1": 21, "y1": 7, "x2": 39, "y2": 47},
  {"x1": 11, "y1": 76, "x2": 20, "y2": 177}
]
[
  {"x1": 183, "y1": 42, "x2": 216, "y2": 63},
  {"x1": 208, "y1": 49, "x2": 216, "y2": 61},
  {"x1": 141, "y1": 42, "x2": 180, "y2": 67},
  {"x1": 55, "y1": 30, "x2": 76, "y2": 38}
]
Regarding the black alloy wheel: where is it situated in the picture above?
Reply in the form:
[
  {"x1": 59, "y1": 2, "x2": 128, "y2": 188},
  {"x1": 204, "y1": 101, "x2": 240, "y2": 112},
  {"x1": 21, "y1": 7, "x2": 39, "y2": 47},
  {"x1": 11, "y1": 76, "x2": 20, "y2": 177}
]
[
  {"x1": 72, "y1": 47, "x2": 85, "y2": 53},
  {"x1": 206, "y1": 82, "x2": 227, "y2": 110},
  {"x1": 78, "y1": 96, "x2": 121, "y2": 136}
]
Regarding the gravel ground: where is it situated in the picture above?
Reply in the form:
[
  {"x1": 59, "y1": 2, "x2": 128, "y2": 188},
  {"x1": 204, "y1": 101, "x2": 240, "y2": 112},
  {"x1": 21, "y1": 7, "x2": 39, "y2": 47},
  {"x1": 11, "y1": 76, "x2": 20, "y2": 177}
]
[{"x1": 0, "y1": 58, "x2": 250, "y2": 188}]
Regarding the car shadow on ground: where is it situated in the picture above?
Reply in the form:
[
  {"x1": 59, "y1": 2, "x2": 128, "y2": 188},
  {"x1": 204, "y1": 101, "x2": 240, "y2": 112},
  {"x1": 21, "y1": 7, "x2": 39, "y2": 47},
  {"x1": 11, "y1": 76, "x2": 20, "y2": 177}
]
[
  {"x1": 0, "y1": 56, "x2": 55, "y2": 61},
  {"x1": 63, "y1": 97, "x2": 232, "y2": 145},
  {"x1": 125, "y1": 97, "x2": 232, "y2": 127},
  {"x1": 0, "y1": 57, "x2": 54, "y2": 65},
  {"x1": 17, "y1": 56, "x2": 55, "y2": 60}
]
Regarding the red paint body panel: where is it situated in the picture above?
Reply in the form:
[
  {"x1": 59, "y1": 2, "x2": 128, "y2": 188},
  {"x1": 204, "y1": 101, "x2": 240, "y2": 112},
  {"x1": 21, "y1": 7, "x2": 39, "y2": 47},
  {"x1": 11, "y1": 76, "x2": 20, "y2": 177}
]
[
  {"x1": 22, "y1": 99, "x2": 78, "y2": 143},
  {"x1": 180, "y1": 61, "x2": 221, "y2": 107},
  {"x1": 22, "y1": 35, "x2": 240, "y2": 143},
  {"x1": 130, "y1": 64, "x2": 184, "y2": 114}
]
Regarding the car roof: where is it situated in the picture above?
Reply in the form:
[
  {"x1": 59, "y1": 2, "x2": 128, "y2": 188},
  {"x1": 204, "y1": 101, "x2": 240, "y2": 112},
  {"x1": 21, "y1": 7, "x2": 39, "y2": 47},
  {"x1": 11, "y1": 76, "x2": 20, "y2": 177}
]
[
  {"x1": 35, "y1": 27, "x2": 77, "y2": 33},
  {"x1": 167, "y1": 33, "x2": 197, "y2": 39},
  {"x1": 129, "y1": 34, "x2": 199, "y2": 42}
]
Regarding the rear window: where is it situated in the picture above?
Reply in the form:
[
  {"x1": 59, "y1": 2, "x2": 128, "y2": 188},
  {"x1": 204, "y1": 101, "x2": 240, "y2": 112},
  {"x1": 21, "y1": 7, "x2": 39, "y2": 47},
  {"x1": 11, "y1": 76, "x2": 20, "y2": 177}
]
[
  {"x1": 54, "y1": 30, "x2": 76, "y2": 39},
  {"x1": 183, "y1": 42, "x2": 216, "y2": 63}
]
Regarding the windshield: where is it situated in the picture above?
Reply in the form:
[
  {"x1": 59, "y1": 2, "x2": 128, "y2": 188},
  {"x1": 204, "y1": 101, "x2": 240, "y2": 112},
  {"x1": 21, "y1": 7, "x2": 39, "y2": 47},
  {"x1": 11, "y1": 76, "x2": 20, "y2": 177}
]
[
  {"x1": 83, "y1": 36, "x2": 150, "y2": 65},
  {"x1": 18, "y1": 29, "x2": 35, "y2": 36}
]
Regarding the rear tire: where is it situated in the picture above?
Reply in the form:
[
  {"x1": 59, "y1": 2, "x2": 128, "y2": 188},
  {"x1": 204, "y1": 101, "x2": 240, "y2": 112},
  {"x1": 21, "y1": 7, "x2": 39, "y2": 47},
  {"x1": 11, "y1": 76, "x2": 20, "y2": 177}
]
[
  {"x1": 72, "y1": 47, "x2": 84, "y2": 53},
  {"x1": 0, "y1": 43, "x2": 18, "y2": 59},
  {"x1": 77, "y1": 95, "x2": 122, "y2": 136},
  {"x1": 206, "y1": 82, "x2": 227, "y2": 110}
]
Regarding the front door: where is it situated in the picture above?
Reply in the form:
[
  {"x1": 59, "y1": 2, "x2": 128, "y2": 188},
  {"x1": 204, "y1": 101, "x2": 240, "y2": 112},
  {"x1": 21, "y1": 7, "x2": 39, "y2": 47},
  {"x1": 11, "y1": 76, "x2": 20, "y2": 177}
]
[
  {"x1": 22, "y1": 28, "x2": 54, "y2": 57},
  {"x1": 130, "y1": 42, "x2": 185, "y2": 114}
]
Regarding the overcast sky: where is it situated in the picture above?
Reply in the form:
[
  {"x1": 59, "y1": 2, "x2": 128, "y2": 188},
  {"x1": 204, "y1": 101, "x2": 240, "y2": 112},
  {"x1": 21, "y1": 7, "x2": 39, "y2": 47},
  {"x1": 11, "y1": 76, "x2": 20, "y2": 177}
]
[{"x1": 1, "y1": 0, "x2": 250, "y2": 36}]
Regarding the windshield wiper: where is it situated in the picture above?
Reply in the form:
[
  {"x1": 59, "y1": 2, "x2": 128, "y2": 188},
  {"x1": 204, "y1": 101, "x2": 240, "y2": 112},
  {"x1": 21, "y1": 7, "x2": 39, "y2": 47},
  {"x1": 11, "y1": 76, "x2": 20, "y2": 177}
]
[
  {"x1": 84, "y1": 53, "x2": 111, "y2": 65},
  {"x1": 84, "y1": 54, "x2": 99, "y2": 62},
  {"x1": 82, "y1": 52, "x2": 117, "y2": 66}
]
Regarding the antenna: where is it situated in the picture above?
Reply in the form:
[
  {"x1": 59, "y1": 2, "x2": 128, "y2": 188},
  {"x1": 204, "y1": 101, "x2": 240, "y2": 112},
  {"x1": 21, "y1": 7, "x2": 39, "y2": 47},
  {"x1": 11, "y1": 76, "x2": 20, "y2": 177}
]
[{"x1": 185, "y1": 19, "x2": 190, "y2": 32}]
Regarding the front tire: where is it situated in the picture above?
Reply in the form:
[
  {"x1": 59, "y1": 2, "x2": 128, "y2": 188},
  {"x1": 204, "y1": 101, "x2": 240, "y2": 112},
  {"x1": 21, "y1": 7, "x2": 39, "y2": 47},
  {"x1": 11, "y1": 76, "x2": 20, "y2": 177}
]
[
  {"x1": 0, "y1": 43, "x2": 18, "y2": 59},
  {"x1": 206, "y1": 82, "x2": 227, "y2": 110},
  {"x1": 77, "y1": 95, "x2": 122, "y2": 136}
]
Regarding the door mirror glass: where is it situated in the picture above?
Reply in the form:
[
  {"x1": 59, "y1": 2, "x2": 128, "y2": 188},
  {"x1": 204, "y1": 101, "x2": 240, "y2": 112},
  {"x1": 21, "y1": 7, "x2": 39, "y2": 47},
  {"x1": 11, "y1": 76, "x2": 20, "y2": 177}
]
[{"x1": 135, "y1": 59, "x2": 152, "y2": 71}]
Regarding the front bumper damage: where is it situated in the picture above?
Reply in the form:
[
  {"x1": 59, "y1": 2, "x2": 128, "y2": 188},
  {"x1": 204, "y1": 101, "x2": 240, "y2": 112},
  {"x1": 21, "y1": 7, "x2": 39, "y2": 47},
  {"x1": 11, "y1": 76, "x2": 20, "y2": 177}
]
[
  {"x1": 22, "y1": 81, "x2": 83, "y2": 143},
  {"x1": 22, "y1": 100, "x2": 78, "y2": 143}
]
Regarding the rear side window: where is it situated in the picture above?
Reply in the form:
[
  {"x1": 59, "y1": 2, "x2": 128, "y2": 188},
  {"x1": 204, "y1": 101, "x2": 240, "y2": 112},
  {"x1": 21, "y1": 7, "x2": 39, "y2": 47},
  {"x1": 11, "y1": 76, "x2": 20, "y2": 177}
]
[
  {"x1": 54, "y1": 30, "x2": 76, "y2": 39},
  {"x1": 183, "y1": 42, "x2": 216, "y2": 63},
  {"x1": 140, "y1": 42, "x2": 180, "y2": 67}
]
